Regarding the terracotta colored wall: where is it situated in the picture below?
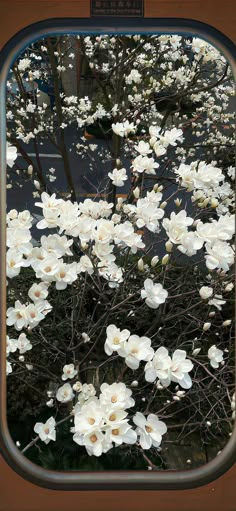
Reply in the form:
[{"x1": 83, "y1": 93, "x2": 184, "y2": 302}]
[{"x1": 0, "y1": 1, "x2": 235, "y2": 509}]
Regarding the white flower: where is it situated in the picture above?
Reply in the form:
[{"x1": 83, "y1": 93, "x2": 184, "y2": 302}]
[
  {"x1": 199, "y1": 286, "x2": 213, "y2": 300},
  {"x1": 6, "y1": 301, "x2": 28, "y2": 330},
  {"x1": 40, "y1": 234, "x2": 73, "y2": 258},
  {"x1": 145, "y1": 347, "x2": 172, "y2": 384},
  {"x1": 56, "y1": 383, "x2": 74, "y2": 403},
  {"x1": 6, "y1": 361, "x2": 12, "y2": 375},
  {"x1": 35, "y1": 255, "x2": 60, "y2": 282},
  {"x1": 112, "y1": 120, "x2": 136, "y2": 137},
  {"x1": 108, "y1": 168, "x2": 128, "y2": 187},
  {"x1": 74, "y1": 398, "x2": 104, "y2": 434},
  {"x1": 205, "y1": 241, "x2": 234, "y2": 272},
  {"x1": 208, "y1": 345, "x2": 224, "y2": 368},
  {"x1": 133, "y1": 412, "x2": 167, "y2": 449},
  {"x1": 77, "y1": 255, "x2": 94, "y2": 275},
  {"x1": 125, "y1": 69, "x2": 141, "y2": 84},
  {"x1": 7, "y1": 228, "x2": 31, "y2": 252},
  {"x1": 132, "y1": 155, "x2": 159, "y2": 175},
  {"x1": 100, "y1": 382, "x2": 135, "y2": 410},
  {"x1": 104, "y1": 324, "x2": 130, "y2": 356},
  {"x1": 208, "y1": 294, "x2": 226, "y2": 310},
  {"x1": 62, "y1": 363, "x2": 78, "y2": 381},
  {"x1": 135, "y1": 199, "x2": 164, "y2": 233},
  {"x1": 79, "y1": 383, "x2": 96, "y2": 402},
  {"x1": 178, "y1": 232, "x2": 203, "y2": 256},
  {"x1": 17, "y1": 333, "x2": 32, "y2": 354},
  {"x1": 119, "y1": 335, "x2": 154, "y2": 370},
  {"x1": 73, "y1": 429, "x2": 110, "y2": 457},
  {"x1": 193, "y1": 162, "x2": 224, "y2": 190},
  {"x1": 54, "y1": 262, "x2": 78, "y2": 290},
  {"x1": 18, "y1": 58, "x2": 31, "y2": 71},
  {"x1": 6, "y1": 142, "x2": 17, "y2": 168},
  {"x1": 163, "y1": 210, "x2": 193, "y2": 245},
  {"x1": 92, "y1": 219, "x2": 114, "y2": 244},
  {"x1": 28, "y1": 282, "x2": 49, "y2": 302},
  {"x1": 35, "y1": 192, "x2": 63, "y2": 212},
  {"x1": 6, "y1": 248, "x2": 28, "y2": 278},
  {"x1": 141, "y1": 278, "x2": 168, "y2": 309},
  {"x1": 158, "y1": 128, "x2": 183, "y2": 148},
  {"x1": 105, "y1": 423, "x2": 137, "y2": 446},
  {"x1": 6, "y1": 335, "x2": 18, "y2": 355},
  {"x1": 134, "y1": 141, "x2": 152, "y2": 156},
  {"x1": 170, "y1": 350, "x2": 193, "y2": 389},
  {"x1": 34, "y1": 417, "x2": 56, "y2": 444}
]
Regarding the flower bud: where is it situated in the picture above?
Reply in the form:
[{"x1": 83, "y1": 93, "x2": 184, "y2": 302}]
[
  {"x1": 223, "y1": 320, "x2": 232, "y2": 327},
  {"x1": 133, "y1": 186, "x2": 140, "y2": 198},
  {"x1": 192, "y1": 348, "x2": 201, "y2": 356},
  {"x1": 151, "y1": 256, "x2": 159, "y2": 267},
  {"x1": 33, "y1": 180, "x2": 41, "y2": 190},
  {"x1": 203, "y1": 322, "x2": 211, "y2": 331},
  {"x1": 27, "y1": 165, "x2": 33, "y2": 175},
  {"x1": 131, "y1": 380, "x2": 138, "y2": 387},
  {"x1": 224, "y1": 283, "x2": 234, "y2": 292},
  {"x1": 162, "y1": 254, "x2": 169, "y2": 265},
  {"x1": 165, "y1": 240, "x2": 173, "y2": 253},
  {"x1": 137, "y1": 258, "x2": 144, "y2": 271},
  {"x1": 211, "y1": 198, "x2": 219, "y2": 208},
  {"x1": 209, "y1": 311, "x2": 215, "y2": 318},
  {"x1": 160, "y1": 201, "x2": 167, "y2": 209},
  {"x1": 174, "y1": 198, "x2": 182, "y2": 207}
]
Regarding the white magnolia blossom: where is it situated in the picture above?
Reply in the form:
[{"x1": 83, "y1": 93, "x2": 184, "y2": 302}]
[
  {"x1": 56, "y1": 383, "x2": 74, "y2": 403},
  {"x1": 112, "y1": 120, "x2": 136, "y2": 137},
  {"x1": 208, "y1": 294, "x2": 226, "y2": 311},
  {"x1": 34, "y1": 417, "x2": 56, "y2": 444},
  {"x1": 17, "y1": 333, "x2": 32, "y2": 354},
  {"x1": 62, "y1": 364, "x2": 78, "y2": 381},
  {"x1": 208, "y1": 345, "x2": 224, "y2": 368},
  {"x1": 199, "y1": 286, "x2": 213, "y2": 300},
  {"x1": 99, "y1": 382, "x2": 135, "y2": 409},
  {"x1": 104, "y1": 324, "x2": 130, "y2": 356},
  {"x1": 133, "y1": 412, "x2": 167, "y2": 449},
  {"x1": 132, "y1": 155, "x2": 159, "y2": 175},
  {"x1": 141, "y1": 278, "x2": 168, "y2": 309},
  {"x1": 108, "y1": 168, "x2": 128, "y2": 187},
  {"x1": 145, "y1": 347, "x2": 193, "y2": 389},
  {"x1": 28, "y1": 282, "x2": 49, "y2": 302},
  {"x1": 205, "y1": 241, "x2": 234, "y2": 272},
  {"x1": 6, "y1": 142, "x2": 17, "y2": 168},
  {"x1": 163, "y1": 210, "x2": 193, "y2": 245},
  {"x1": 118, "y1": 334, "x2": 154, "y2": 370}
]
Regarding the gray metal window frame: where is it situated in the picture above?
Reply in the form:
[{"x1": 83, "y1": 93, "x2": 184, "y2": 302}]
[{"x1": 0, "y1": 16, "x2": 235, "y2": 491}]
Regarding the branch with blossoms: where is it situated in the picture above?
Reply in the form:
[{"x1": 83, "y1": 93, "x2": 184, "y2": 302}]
[{"x1": 5, "y1": 34, "x2": 235, "y2": 470}]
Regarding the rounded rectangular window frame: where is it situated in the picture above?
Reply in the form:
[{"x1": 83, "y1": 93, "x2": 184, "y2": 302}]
[{"x1": 0, "y1": 16, "x2": 235, "y2": 491}]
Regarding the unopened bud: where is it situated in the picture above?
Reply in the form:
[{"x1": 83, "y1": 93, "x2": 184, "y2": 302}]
[
  {"x1": 165, "y1": 240, "x2": 173, "y2": 252},
  {"x1": 211, "y1": 198, "x2": 219, "y2": 208},
  {"x1": 133, "y1": 187, "x2": 140, "y2": 199},
  {"x1": 33, "y1": 180, "x2": 40, "y2": 190},
  {"x1": 28, "y1": 165, "x2": 33, "y2": 175},
  {"x1": 223, "y1": 320, "x2": 232, "y2": 327},
  {"x1": 203, "y1": 322, "x2": 211, "y2": 331},
  {"x1": 162, "y1": 254, "x2": 169, "y2": 265},
  {"x1": 192, "y1": 348, "x2": 201, "y2": 356},
  {"x1": 225, "y1": 283, "x2": 234, "y2": 292},
  {"x1": 137, "y1": 258, "x2": 144, "y2": 271},
  {"x1": 174, "y1": 198, "x2": 182, "y2": 207},
  {"x1": 160, "y1": 201, "x2": 167, "y2": 209},
  {"x1": 151, "y1": 256, "x2": 159, "y2": 267}
]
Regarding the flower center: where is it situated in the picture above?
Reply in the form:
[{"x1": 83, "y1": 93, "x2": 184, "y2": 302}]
[
  {"x1": 109, "y1": 413, "x2": 116, "y2": 421},
  {"x1": 112, "y1": 428, "x2": 119, "y2": 436},
  {"x1": 113, "y1": 337, "x2": 120, "y2": 345},
  {"x1": 60, "y1": 271, "x2": 66, "y2": 278},
  {"x1": 145, "y1": 425, "x2": 152, "y2": 433},
  {"x1": 111, "y1": 395, "x2": 118, "y2": 403},
  {"x1": 44, "y1": 427, "x2": 49, "y2": 435},
  {"x1": 30, "y1": 312, "x2": 36, "y2": 318},
  {"x1": 34, "y1": 291, "x2": 41, "y2": 297},
  {"x1": 90, "y1": 434, "x2": 97, "y2": 443},
  {"x1": 131, "y1": 348, "x2": 138, "y2": 354},
  {"x1": 44, "y1": 266, "x2": 52, "y2": 273},
  {"x1": 88, "y1": 417, "x2": 95, "y2": 425},
  {"x1": 16, "y1": 312, "x2": 22, "y2": 319}
]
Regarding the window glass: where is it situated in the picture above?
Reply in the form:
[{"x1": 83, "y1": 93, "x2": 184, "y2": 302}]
[{"x1": 5, "y1": 31, "x2": 235, "y2": 475}]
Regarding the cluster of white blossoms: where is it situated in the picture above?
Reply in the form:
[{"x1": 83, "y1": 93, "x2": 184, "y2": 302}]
[
  {"x1": 145, "y1": 347, "x2": 194, "y2": 389},
  {"x1": 104, "y1": 324, "x2": 154, "y2": 370},
  {"x1": 104, "y1": 326, "x2": 193, "y2": 388},
  {"x1": 72, "y1": 383, "x2": 137, "y2": 456}
]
